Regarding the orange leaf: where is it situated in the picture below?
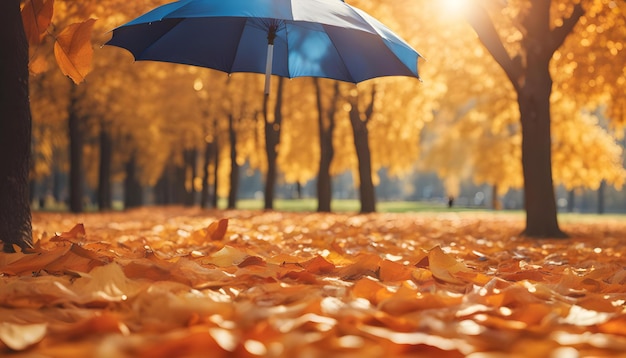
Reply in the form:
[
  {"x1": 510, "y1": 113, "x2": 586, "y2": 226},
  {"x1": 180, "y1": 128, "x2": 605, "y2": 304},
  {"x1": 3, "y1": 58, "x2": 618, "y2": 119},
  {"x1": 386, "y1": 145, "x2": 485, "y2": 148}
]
[
  {"x1": 21, "y1": 0, "x2": 54, "y2": 45},
  {"x1": 51, "y1": 223, "x2": 86, "y2": 242},
  {"x1": 53, "y1": 18, "x2": 96, "y2": 84},
  {"x1": 206, "y1": 219, "x2": 229, "y2": 241},
  {"x1": 0, "y1": 322, "x2": 47, "y2": 351},
  {"x1": 379, "y1": 259, "x2": 413, "y2": 282},
  {"x1": 303, "y1": 255, "x2": 335, "y2": 274},
  {"x1": 428, "y1": 246, "x2": 471, "y2": 285}
]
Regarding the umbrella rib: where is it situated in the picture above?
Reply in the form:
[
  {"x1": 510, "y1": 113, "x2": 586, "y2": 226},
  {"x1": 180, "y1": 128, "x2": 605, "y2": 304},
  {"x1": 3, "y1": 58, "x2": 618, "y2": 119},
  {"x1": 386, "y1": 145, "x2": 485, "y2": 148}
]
[
  {"x1": 319, "y1": 24, "x2": 358, "y2": 83},
  {"x1": 133, "y1": 18, "x2": 185, "y2": 61},
  {"x1": 226, "y1": 17, "x2": 251, "y2": 75}
]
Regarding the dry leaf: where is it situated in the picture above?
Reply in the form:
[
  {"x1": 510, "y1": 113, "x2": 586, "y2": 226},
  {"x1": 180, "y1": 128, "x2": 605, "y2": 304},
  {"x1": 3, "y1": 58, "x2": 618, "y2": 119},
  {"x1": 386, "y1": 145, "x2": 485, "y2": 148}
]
[
  {"x1": 20, "y1": 0, "x2": 54, "y2": 45},
  {"x1": 4, "y1": 209, "x2": 625, "y2": 356},
  {"x1": 0, "y1": 322, "x2": 47, "y2": 350},
  {"x1": 53, "y1": 18, "x2": 96, "y2": 84},
  {"x1": 206, "y1": 218, "x2": 229, "y2": 241}
]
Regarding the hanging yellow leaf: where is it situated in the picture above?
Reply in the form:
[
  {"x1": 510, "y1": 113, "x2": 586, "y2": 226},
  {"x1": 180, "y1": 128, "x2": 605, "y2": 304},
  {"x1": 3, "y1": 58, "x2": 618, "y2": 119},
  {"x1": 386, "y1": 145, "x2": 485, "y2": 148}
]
[
  {"x1": 20, "y1": 0, "x2": 54, "y2": 45},
  {"x1": 53, "y1": 18, "x2": 96, "y2": 84}
]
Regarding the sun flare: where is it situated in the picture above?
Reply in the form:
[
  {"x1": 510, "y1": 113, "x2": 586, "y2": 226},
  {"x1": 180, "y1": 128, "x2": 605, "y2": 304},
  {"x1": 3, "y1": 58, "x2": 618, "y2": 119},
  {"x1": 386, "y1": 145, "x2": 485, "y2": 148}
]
[{"x1": 441, "y1": 0, "x2": 468, "y2": 17}]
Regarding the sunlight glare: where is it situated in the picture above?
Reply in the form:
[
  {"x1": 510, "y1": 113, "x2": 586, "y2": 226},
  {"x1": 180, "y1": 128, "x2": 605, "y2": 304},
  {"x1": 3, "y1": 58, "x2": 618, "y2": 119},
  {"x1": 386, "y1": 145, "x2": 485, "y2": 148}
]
[{"x1": 441, "y1": 0, "x2": 468, "y2": 17}]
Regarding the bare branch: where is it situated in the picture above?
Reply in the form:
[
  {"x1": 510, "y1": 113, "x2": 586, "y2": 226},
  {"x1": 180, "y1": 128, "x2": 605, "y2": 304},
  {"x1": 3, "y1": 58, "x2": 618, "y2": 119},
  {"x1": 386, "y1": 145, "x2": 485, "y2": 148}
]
[
  {"x1": 548, "y1": 2, "x2": 585, "y2": 54},
  {"x1": 364, "y1": 84, "x2": 376, "y2": 124},
  {"x1": 465, "y1": 3, "x2": 523, "y2": 90}
]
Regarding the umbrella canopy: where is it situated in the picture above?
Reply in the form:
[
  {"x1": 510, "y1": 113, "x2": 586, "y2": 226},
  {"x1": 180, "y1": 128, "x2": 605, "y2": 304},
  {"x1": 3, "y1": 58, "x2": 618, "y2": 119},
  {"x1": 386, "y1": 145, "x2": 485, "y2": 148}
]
[{"x1": 106, "y1": 0, "x2": 422, "y2": 93}]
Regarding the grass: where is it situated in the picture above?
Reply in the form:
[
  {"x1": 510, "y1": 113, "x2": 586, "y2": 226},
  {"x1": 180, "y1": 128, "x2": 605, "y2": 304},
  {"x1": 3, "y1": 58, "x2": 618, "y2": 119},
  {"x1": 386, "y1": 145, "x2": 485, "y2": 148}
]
[
  {"x1": 226, "y1": 198, "x2": 625, "y2": 224},
  {"x1": 39, "y1": 198, "x2": 623, "y2": 224},
  {"x1": 228, "y1": 198, "x2": 504, "y2": 213}
]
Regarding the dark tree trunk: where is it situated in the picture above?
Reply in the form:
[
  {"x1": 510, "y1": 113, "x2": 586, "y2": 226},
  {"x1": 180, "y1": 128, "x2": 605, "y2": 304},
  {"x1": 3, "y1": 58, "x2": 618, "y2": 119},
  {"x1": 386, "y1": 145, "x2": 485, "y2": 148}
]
[
  {"x1": 567, "y1": 190, "x2": 575, "y2": 213},
  {"x1": 98, "y1": 122, "x2": 113, "y2": 211},
  {"x1": 183, "y1": 148, "x2": 198, "y2": 207},
  {"x1": 172, "y1": 162, "x2": 186, "y2": 204},
  {"x1": 68, "y1": 85, "x2": 84, "y2": 213},
  {"x1": 491, "y1": 185, "x2": 500, "y2": 210},
  {"x1": 123, "y1": 153, "x2": 143, "y2": 209},
  {"x1": 517, "y1": 50, "x2": 564, "y2": 237},
  {"x1": 597, "y1": 180, "x2": 605, "y2": 214},
  {"x1": 155, "y1": 164, "x2": 172, "y2": 205},
  {"x1": 314, "y1": 79, "x2": 338, "y2": 213},
  {"x1": 467, "y1": 2, "x2": 581, "y2": 237},
  {"x1": 212, "y1": 137, "x2": 219, "y2": 208},
  {"x1": 348, "y1": 88, "x2": 376, "y2": 213},
  {"x1": 200, "y1": 139, "x2": 216, "y2": 208},
  {"x1": 264, "y1": 77, "x2": 285, "y2": 210},
  {"x1": 0, "y1": 0, "x2": 33, "y2": 252},
  {"x1": 228, "y1": 114, "x2": 239, "y2": 209}
]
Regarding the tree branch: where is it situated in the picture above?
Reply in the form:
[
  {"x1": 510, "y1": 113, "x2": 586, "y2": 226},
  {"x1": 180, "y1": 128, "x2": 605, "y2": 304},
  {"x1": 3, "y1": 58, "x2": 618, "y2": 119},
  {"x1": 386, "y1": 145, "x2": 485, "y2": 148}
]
[
  {"x1": 548, "y1": 2, "x2": 585, "y2": 54},
  {"x1": 363, "y1": 84, "x2": 376, "y2": 124},
  {"x1": 465, "y1": 3, "x2": 523, "y2": 91}
]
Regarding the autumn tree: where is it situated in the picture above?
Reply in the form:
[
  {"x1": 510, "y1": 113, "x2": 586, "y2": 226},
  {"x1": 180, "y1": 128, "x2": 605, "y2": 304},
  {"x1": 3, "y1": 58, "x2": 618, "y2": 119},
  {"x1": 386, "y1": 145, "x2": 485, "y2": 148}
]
[{"x1": 458, "y1": 0, "x2": 625, "y2": 237}]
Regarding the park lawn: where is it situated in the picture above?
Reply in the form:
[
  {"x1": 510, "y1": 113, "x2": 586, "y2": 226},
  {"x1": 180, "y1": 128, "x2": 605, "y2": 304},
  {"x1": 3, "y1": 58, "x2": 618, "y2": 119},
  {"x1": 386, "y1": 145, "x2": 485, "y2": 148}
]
[{"x1": 1, "y1": 207, "x2": 625, "y2": 357}]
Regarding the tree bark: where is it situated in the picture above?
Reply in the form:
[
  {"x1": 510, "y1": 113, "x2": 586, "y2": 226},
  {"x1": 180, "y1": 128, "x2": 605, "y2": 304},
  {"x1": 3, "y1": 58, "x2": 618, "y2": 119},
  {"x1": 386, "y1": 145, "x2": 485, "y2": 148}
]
[
  {"x1": 315, "y1": 79, "x2": 338, "y2": 213},
  {"x1": 183, "y1": 148, "x2": 198, "y2": 207},
  {"x1": 98, "y1": 121, "x2": 113, "y2": 211},
  {"x1": 123, "y1": 153, "x2": 143, "y2": 208},
  {"x1": 597, "y1": 180, "x2": 605, "y2": 214},
  {"x1": 264, "y1": 77, "x2": 285, "y2": 210},
  {"x1": 228, "y1": 114, "x2": 239, "y2": 209},
  {"x1": 200, "y1": 138, "x2": 216, "y2": 208},
  {"x1": 517, "y1": 64, "x2": 564, "y2": 237},
  {"x1": 0, "y1": 0, "x2": 33, "y2": 252},
  {"x1": 212, "y1": 135, "x2": 220, "y2": 208},
  {"x1": 155, "y1": 164, "x2": 172, "y2": 205},
  {"x1": 68, "y1": 85, "x2": 84, "y2": 213},
  {"x1": 348, "y1": 88, "x2": 376, "y2": 213}
]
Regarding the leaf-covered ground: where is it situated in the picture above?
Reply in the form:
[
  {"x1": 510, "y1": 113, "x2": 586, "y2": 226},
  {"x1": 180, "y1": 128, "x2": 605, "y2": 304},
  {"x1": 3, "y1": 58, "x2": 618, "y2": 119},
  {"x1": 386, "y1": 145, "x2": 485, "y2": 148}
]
[{"x1": 1, "y1": 207, "x2": 625, "y2": 357}]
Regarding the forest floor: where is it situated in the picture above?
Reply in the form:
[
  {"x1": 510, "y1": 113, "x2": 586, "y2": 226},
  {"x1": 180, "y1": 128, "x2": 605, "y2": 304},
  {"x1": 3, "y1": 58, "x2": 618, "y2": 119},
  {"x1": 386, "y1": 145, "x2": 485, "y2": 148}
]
[{"x1": 1, "y1": 207, "x2": 625, "y2": 357}]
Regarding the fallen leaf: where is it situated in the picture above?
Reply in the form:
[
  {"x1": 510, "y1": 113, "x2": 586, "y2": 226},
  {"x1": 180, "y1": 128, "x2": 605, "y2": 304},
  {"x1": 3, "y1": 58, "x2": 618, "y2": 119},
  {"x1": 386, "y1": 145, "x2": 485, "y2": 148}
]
[
  {"x1": 0, "y1": 322, "x2": 47, "y2": 350},
  {"x1": 206, "y1": 219, "x2": 229, "y2": 241}
]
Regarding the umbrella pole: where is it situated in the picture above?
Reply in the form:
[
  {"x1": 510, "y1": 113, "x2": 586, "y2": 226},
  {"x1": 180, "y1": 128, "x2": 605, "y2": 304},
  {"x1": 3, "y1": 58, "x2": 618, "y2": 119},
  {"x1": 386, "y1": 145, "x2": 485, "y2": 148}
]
[
  {"x1": 264, "y1": 25, "x2": 277, "y2": 95},
  {"x1": 264, "y1": 43, "x2": 274, "y2": 95}
]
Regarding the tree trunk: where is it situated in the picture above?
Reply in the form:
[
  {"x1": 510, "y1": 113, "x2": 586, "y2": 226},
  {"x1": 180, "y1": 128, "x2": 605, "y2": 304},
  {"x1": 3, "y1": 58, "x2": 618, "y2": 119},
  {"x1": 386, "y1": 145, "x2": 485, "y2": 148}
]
[
  {"x1": 567, "y1": 190, "x2": 575, "y2": 213},
  {"x1": 155, "y1": 164, "x2": 172, "y2": 205},
  {"x1": 123, "y1": 153, "x2": 143, "y2": 208},
  {"x1": 348, "y1": 89, "x2": 376, "y2": 213},
  {"x1": 0, "y1": 0, "x2": 33, "y2": 252},
  {"x1": 200, "y1": 139, "x2": 216, "y2": 208},
  {"x1": 98, "y1": 122, "x2": 113, "y2": 211},
  {"x1": 212, "y1": 136, "x2": 220, "y2": 208},
  {"x1": 517, "y1": 55, "x2": 565, "y2": 237},
  {"x1": 491, "y1": 185, "x2": 500, "y2": 210},
  {"x1": 172, "y1": 162, "x2": 186, "y2": 204},
  {"x1": 183, "y1": 148, "x2": 198, "y2": 207},
  {"x1": 264, "y1": 77, "x2": 285, "y2": 210},
  {"x1": 68, "y1": 85, "x2": 84, "y2": 213},
  {"x1": 315, "y1": 79, "x2": 337, "y2": 213},
  {"x1": 228, "y1": 114, "x2": 239, "y2": 209},
  {"x1": 597, "y1": 180, "x2": 605, "y2": 214}
]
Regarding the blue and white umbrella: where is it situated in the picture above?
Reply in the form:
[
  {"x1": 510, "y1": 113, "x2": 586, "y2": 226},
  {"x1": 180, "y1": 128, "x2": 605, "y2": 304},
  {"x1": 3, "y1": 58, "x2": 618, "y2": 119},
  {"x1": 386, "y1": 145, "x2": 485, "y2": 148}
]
[{"x1": 106, "y1": 0, "x2": 422, "y2": 94}]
